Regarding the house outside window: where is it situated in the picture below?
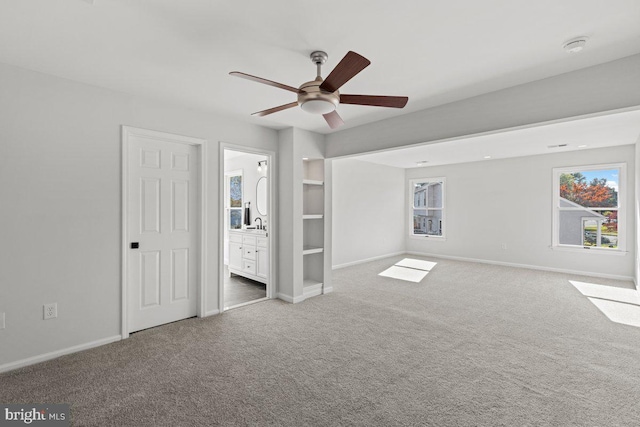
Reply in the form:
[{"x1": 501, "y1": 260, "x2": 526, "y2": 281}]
[
  {"x1": 410, "y1": 178, "x2": 445, "y2": 238},
  {"x1": 552, "y1": 164, "x2": 625, "y2": 251}
]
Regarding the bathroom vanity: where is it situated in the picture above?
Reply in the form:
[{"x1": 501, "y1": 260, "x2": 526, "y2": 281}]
[{"x1": 228, "y1": 229, "x2": 268, "y2": 284}]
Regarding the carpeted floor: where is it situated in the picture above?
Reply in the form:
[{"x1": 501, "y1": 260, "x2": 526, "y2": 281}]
[{"x1": 2, "y1": 255, "x2": 640, "y2": 426}]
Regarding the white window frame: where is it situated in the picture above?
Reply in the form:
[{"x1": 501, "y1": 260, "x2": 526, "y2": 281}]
[
  {"x1": 552, "y1": 163, "x2": 626, "y2": 253},
  {"x1": 409, "y1": 177, "x2": 446, "y2": 239}
]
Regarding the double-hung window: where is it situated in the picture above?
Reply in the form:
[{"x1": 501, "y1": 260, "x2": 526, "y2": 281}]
[
  {"x1": 410, "y1": 178, "x2": 445, "y2": 238},
  {"x1": 552, "y1": 164, "x2": 625, "y2": 251},
  {"x1": 225, "y1": 170, "x2": 243, "y2": 230}
]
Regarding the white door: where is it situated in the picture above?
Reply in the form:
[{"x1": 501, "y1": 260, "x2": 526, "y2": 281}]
[{"x1": 127, "y1": 134, "x2": 198, "y2": 333}]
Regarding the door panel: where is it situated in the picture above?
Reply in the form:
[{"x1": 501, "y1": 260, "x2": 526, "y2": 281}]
[
  {"x1": 140, "y1": 251, "x2": 160, "y2": 307},
  {"x1": 257, "y1": 248, "x2": 268, "y2": 280},
  {"x1": 172, "y1": 180, "x2": 189, "y2": 232},
  {"x1": 141, "y1": 178, "x2": 160, "y2": 233},
  {"x1": 128, "y1": 135, "x2": 198, "y2": 333},
  {"x1": 171, "y1": 248, "x2": 189, "y2": 301}
]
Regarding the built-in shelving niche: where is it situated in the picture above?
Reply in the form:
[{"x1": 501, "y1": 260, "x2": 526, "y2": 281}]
[{"x1": 303, "y1": 159, "x2": 325, "y2": 298}]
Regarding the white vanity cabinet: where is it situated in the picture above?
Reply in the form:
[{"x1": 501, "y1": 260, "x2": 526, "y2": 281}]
[
  {"x1": 228, "y1": 231, "x2": 268, "y2": 284},
  {"x1": 256, "y1": 236, "x2": 268, "y2": 280}
]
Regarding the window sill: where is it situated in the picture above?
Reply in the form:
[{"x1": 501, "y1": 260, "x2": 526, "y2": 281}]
[
  {"x1": 550, "y1": 245, "x2": 627, "y2": 256},
  {"x1": 409, "y1": 235, "x2": 446, "y2": 241}
]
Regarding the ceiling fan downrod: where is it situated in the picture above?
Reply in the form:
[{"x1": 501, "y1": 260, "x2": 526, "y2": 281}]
[{"x1": 310, "y1": 51, "x2": 328, "y2": 79}]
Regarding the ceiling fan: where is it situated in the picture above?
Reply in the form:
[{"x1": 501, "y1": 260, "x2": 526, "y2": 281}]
[{"x1": 230, "y1": 51, "x2": 409, "y2": 129}]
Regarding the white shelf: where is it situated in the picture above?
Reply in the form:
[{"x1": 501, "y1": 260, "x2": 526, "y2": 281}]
[
  {"x1": 303, "y1": 179, "x2": 324, "y2": 186},
  {"x1": 303, "y1": 246, "x2": 324, "y2": 255},
  {"x1": 303, "y1": 214, "x2": 323, "y2": 219},
  {"x1": 303, "y1": 279, "x2": 323, "y2": 288}
]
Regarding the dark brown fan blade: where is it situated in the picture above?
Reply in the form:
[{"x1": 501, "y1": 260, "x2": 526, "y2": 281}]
[
  {"x1": 340, "y1": 94, "x2": 408, "y2": 108},
  {"x1": 251, "y1": 102, "x2": 298, "y2": 117},
  {"x1": 319, "y1": 51, "x2": 371, "y2": 93},
  {"x1": 323, "y1": 110, "x2": 344, "y2": 129},
  {"x1": 230, "y1": 71, "x2": 300, "y2": 94}
]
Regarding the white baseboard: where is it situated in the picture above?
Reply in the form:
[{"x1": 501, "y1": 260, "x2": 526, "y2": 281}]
[
  {"x1": 332, "y1": 251, "x2": 405, "y2": 270},
  {"x1": 277, "y1": 292, "x2": 306, "y2": 304},
  {"x1": 322, "y1": 286, "x2": 333, "y2": 294},
  {"x1": 0, "y1": 335, "x2": 122, "y2": 374},
  {"x1": 203, "y1": 309, "x2": 220, "y2": 317},
  {"x1": 406, "y1": 251, "x2": 635, "y2": 282},
  {"x1": 303, "y1": 284, "x2": 323, "y2": 298}
]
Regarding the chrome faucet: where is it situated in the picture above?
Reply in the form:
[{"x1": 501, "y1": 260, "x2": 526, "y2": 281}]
[{"x1": 255, "y1": 217, "x2": 263, "y2": 230}]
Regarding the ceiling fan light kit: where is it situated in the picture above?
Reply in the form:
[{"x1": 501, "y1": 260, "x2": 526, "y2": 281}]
[{"x1": 230, "y1": 50, "x2": 408, "y2": 129}]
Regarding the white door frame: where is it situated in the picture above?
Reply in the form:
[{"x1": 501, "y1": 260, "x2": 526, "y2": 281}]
[
  {"x1": 219, "y1": 143, "x2": 277, "y2": 312},
  {"x1": 121, "y1": 126, "x2": 208, "y2": 339}
]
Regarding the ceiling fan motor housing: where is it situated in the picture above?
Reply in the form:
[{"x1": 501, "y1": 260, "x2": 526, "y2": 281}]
[{"x1": 298, "y1": 78, "x2": 339, "y2": 114}]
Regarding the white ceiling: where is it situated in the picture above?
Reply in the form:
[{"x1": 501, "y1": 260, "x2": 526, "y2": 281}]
[
  {"x1": 353, "y1": 109, "x2": 640, "y2": 169},
  {"x1": 1, "y1": 0, "x2": 639, "y2": 134}
]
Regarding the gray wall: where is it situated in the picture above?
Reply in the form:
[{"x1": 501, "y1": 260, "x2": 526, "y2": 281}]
[
  {"x1": 405, "y1": 146, "x2": 635, "y2": 279},
  {"x1": 0, "y1": 62, "x2": 277, "y2": 368},
  {"x1": 332, "y1": 159, "x2": 405, "y2": 267}
]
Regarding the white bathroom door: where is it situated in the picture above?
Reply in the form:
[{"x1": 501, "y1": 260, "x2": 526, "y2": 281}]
[{"x1": 127, "y1": 133, "x2": 199, "y2": 333}]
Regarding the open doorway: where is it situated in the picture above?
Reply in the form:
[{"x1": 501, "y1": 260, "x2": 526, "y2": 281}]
[{"x1": 222, "y1": 148, "x2": 271, "y2": 310}]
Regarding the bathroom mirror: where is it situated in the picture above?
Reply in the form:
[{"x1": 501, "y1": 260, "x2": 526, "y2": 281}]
[{"x1": 256, "y1": 176, "x2": 267, "y2": 216}]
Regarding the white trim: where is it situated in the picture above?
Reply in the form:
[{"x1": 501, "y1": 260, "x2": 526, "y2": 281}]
[
  {"x1": 549, "y1": 245, "x2": 628, "y2": 256},
  {"x1": 303, "y1": 283, "x2": 323, "y2": 298},
  {"x1": 322, "y1": 286, "x2": 333, "y2": 294},
  {"x1": 0, "y1": 335, "x2": 122, "y2": 374},
  {"x1": 121, "y1": 127, "x2": 128, "y2": 338},
  {"x1": 408, "y1": 236, "x2": 446, "y2": 241},
  {"x1": 121, "y1": 126, "x2": 208, "y2": 339},
  {"x1": 332, "y1": 251, "x2": 406, "y2": 270},
  {"x1": 406, "y1": 251, "x2": 634, "y2": 282},
  {"x1": 200, "y1": 142, "x2": 209, "y2": 318},
  {"x1": 219, "y1": 143, "x2": 277, "y2": 313},
  {"x1": 277, "y1": 293, "x2": 305, "y2": 304},
  {"x1": 226, "y1": 297, "x2": 269, "y2": 311},
  {"x1": 204, "y1": 309, "x2": 221, "y2": 317}
]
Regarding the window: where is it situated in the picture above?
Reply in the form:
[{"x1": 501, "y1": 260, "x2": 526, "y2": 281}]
[
  {"x1": 410, "y1": 178, "x2": 445, "y2": 237},
  {"x1": 225, "y1": 171, "x2": 243, "y2": 230},
  {"x1": 553, "y1": 164, "x2": 625, "y2": 251}
]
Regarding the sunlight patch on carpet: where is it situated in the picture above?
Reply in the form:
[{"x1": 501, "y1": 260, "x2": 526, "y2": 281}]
[
  {"x1": 395, "y1": 258, "x2": 437, "y2": 271},
  {"x1": 378, "y1": 258, "x2": 437, "y2": 283},
  {"x1": 587, "y1": 298, "x2": 640, "y2": 328},
  {"x1": 569, "y1": 280, "x2": 640, "y2": 328},
  {"x1": 379, "y1": 265, "x2": 429, "y2": 282}
]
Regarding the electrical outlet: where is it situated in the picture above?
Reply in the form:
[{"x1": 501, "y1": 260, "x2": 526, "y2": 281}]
[
  {"x1": 44, "y1": 303, "x2": 57, "y2": 320},
  {"x1": 0, "y1": 313, "x2": 5, "y2": 329},
  {"x1": 501, "y1": 243, "x2": 507, "y2": 250}
]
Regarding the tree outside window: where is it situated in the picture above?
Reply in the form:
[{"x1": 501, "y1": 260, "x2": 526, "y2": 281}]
[{"x1": 554, "y1": 165, "x2": 624, "y2": 250}]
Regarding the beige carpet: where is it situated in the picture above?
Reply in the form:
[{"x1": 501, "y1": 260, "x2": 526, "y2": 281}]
[{"x1": 2, "y1": 255, "x2": 640, "y2": 426}]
